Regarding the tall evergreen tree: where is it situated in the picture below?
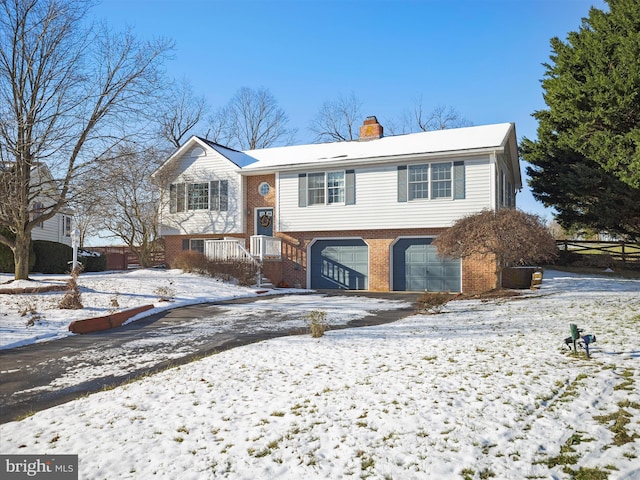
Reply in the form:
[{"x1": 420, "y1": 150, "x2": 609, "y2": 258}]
[{"x1": 521, "y1": 0, "x2": 640, "y2": 240}]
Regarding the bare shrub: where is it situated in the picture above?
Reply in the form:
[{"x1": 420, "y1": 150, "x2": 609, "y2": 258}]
[
  {"x1": 433, "y1": 209, "x2": 559, "y2": 289},
  {"x1": 416, "y1": 292, "x2": 456, "y2": 314},
  {"x1": 154, "y1": 282, "x2": 176, "y2": 302},
  {"x1": 307, "y1": 310, "x2": 329, "y2": 338},
  {"x1": 204, "y1": 259, "x2": 260, "y2": 287},
  {"x1": 110, "y1": 294, "x2": 120, "y2": 309},
  {"x1": 171, "y1": 250, "x2": 259, "y2": 286},
  {"x1": 19, "y1": 300, "x2": 37, "y2": 317},
  {"x1": 170, "y1": 250, "x2": 209, "y2": 273},
  {"x1": 58, "y1": 271, "x2": 83, "y2": 310}
]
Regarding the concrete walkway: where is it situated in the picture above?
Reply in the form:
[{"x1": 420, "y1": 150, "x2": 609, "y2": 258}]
[{"x1": 0, "y1": 291, "x2": 417, "y2": 424}]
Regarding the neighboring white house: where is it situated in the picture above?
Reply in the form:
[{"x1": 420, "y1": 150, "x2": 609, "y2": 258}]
[
  {"x1": 154, "y1": 117, "x2": 521, "y2": 293},
  {"x1": 29, "y1": 164, "x2": 74, "y2": 247}
]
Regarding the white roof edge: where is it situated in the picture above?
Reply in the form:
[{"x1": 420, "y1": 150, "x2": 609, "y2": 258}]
[
  {"x1": 504, "y1": 123, "x2": 522, "y2": 190},
  {"x1": 152, "y1": 136, "x2": 253, "y2": 178}
]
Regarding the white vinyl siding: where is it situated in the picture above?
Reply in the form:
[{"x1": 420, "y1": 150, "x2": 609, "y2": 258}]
[
  {"x1": 32, "y1": 202, "x2": 44, "y2": 228},
  {"x1": 278, "y1": 157, "x2": 492, "y2": 232},
  {"x1": 30, "y1": 212, "x2": 73, "y2": 246},
  {"x1": 160, "y1": 147, "x2": 244, "y2": 236}
]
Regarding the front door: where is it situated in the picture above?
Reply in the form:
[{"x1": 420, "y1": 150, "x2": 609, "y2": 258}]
[{"x1": 256, "y1": 208, "x2": 274, "y2": 236}]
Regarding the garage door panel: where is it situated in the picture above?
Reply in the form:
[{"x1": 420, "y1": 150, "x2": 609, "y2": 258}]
[
  {"x1": 393, "y1": 238, "x2": 461, "y2": 292},
  {"x1": 311, "y1": 240, "x2": 368, "y2": 290}
]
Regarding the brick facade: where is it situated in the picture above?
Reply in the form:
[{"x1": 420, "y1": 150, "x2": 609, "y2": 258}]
[{"x1": 246, "y1": 174, "x2": 276, "y2": 238}]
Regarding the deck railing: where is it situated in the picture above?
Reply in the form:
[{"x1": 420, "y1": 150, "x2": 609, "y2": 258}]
[
  {"x1": 204, "y1": 239, "x2": 257, "y2": 264},
  {"x1": 250, "y1": 235, "x2": 282, "y2": 261}
]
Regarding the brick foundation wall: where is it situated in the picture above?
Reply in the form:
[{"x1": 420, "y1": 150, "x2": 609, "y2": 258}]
[
  {"x1": 164, "y1": 228, "x2": 497, "y2": 293},
  {"x1": 262, "y1": 260, "x2": 283, "y2": 287},
  {"x1": 164, "y1": 233, "x2": 245, "y2": 267},
  {"x1": 462, "y1": 253, "x2": 498, "y2": 293},
  {"x1": 273, "y1": 228, "x2": 497, "y2": 293}
]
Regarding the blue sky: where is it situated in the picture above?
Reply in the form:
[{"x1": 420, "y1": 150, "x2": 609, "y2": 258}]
[{"x1": 92, "y1": 0, "x2": 608, "y2": 219}]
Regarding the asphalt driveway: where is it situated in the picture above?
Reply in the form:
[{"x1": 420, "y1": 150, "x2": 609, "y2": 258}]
[{"x1": 0, "y1": 291, "x2": 416, "y2": 424}]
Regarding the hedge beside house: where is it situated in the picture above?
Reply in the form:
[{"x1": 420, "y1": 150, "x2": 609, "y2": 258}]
[
  {"x1": 32, "y1": 240, "x2": 73, "y2": 273},
  {"x1": 1, "y1": 239, "x2": 106, "y2": 274}
]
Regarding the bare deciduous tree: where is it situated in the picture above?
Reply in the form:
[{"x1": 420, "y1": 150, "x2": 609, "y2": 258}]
[
  {"x1": 88, "y1": 144, "x2": 165, "y2": 267},
  {"x1": 309, "y1": 93, "x2": 363, "y2": 142},
  {"x1": 413, "y1": 102, "x2": 472, "y2": 131},
  {"x1": 386, "y1": 97, "x2": 472, "y2": 135},
  {"x1": 206, "y1": 87, "x2": 296, "y2": 150},
  {"x1": 0, "y1": 0, "x2": 172, "y2": 279},
  {"x1": 433, "y1": 209, "x2": 558, "y2": 288},
  {"x1": 159, "y1": 77, "x2": 209, "y2": 148}
]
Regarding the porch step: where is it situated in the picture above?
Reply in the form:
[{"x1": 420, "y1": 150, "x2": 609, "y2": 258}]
[{"x1": 253, "y1": 275, "x2": 274, "y2": 289}]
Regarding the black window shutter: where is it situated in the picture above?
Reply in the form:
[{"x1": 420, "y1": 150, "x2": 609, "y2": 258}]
[
  {"x1": 298, "y1": 173, "x2": 307, "y2": 207},
  {"x1": 345, "y1": 170, "x2": 355, "y2": 205},
  {"x1": 397, "y1": 166, "x2": 407, "y2": 202},
  {"x1": 176, "y1": 183, "x2": 186, "y2": 212},
  {"x1": 182, "y1": 239, "x2": 189, "y2": 250},
  {"x1": 210, "y1": 181, "x2": 219, "y2": 210},
  {"x1": 220, "y1": 180, "x2": 228, "y2": 211},
  {"x1": 169, "y1": 184, "x2": 177, "y2": 213},
  {"x1": 453, "y1": 161, "x2": 465, "y2": 199}
]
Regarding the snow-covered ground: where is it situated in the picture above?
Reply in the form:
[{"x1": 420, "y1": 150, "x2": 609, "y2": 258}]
[
  {"x1": 0, "y1": 269, "x2": 295, "y2": 350},
  {"x1": 1, "y1": 269, "x2": 639, "y2": 479}
]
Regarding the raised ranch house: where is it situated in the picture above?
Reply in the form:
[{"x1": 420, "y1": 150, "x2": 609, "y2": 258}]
[{"x1": 154, "y1": 117, "x2": 520, "y2": 293}]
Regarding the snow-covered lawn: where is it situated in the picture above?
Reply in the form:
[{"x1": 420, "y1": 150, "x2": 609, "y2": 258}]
[
  {"x1": 0, "y1": 269, "x2": 287, "y2": 350},
  {"x1": 1, "y1": 269, "x2": 639, "y2": 479}
]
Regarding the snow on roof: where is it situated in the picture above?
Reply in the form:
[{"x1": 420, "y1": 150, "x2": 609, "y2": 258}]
[
  {"x1": 241, "y1": 123, "x2": 514, "y2": 171},
  {"x1": 196, "y1": 137, "x2": 257, "y2": 168}
]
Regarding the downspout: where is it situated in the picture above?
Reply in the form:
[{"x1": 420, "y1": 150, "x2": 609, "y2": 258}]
[
  {"x1": 489, "y1": 151, "x2": 501, "y2": 289},
  {"x1": 489, "y1": 151, "x2": 498, "y2": 211}
]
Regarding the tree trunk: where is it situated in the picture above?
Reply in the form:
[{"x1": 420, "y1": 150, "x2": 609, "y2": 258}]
[{"x1": 13, "y1": 232, "x2": 30, "y2": 280}]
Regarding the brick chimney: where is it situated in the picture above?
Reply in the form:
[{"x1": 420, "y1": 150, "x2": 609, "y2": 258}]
[{"x1": 359, "y1": 116, "x2": 383, "y2": 141}]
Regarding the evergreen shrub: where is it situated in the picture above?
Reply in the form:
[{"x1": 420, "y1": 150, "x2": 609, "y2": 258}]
[
  {"x1": 32, "y1": 240, "x2": 72, "y2": 273},
  {"x1": 79, "y1": 250, "x2": 107, "y2": 272}
]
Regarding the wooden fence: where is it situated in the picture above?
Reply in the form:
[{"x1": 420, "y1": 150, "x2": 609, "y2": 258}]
[
  {"x1": 556, "y1": 240, "x2": 640, "y2": 264},
  {"x1": 86, "y1": 246, "x2": 166, "y2": 270}
]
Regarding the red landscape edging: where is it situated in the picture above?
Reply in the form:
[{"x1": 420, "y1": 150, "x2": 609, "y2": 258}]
[{"x1": 68, "y1": 304, "x2": 155, "y2": 334}]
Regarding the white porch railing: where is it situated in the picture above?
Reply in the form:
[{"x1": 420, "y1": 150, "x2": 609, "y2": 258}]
[
  {"x1": 250, "y1": 235, "x2": 282, "y2": 261},
  {"x1": 204, "y1": 239, "x2": 257, "y2": 264}
]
